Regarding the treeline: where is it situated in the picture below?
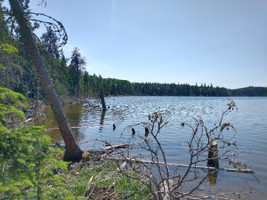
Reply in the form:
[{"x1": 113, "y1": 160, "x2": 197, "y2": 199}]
[
  {"x1": 101, "y1": 79, "x2": 267, "y2": 97},
  {"x1": 230, "y1": 87, "x2": 267, "y2": 96},
  {"x1": 0, "y1": 6, "x2": 266, "y2": 100},
  {"x1": 101, "y1": 79, "x2": 231, "y2": 96}
]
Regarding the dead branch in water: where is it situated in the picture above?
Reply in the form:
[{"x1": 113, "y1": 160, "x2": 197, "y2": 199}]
[
  {"x1": 47, "y1": 125, "x2": 104, "y2": 131},
  {"x1": 104, "y1": 157, "x2": 254, "y2": 174}
]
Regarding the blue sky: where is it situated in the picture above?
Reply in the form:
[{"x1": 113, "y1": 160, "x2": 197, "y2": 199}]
[{"x1": 27, "y1": 0, "x2": 267, "y2": 89}]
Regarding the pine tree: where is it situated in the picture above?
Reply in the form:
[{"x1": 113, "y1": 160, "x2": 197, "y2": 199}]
[{"x1": 69, "y1": 47, "x2": 86, "y2": 97}]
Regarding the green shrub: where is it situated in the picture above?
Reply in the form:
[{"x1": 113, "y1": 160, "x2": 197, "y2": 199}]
[{"x1": 0, "y1": 87, "x2": 77, "y2": 199}]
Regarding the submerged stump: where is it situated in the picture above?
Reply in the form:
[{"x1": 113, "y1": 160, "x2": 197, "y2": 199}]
[
  {"x1": 207, "y1": 140, "x2": 219, "y2": 168},
  {"x1": 207, "y1": 140, "x2": 219, "y2": 186},
  {"x1": 131, "y1": 128, "x2": 135, "y2": 137},
  {"x1": 145, "y1": 127, "x2": 149, "y2": 137}
]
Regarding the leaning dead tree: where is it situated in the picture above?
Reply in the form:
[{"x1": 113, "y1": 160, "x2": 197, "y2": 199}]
[
  {"x1": 103, "y1": 100, "x2": 252, "y2": 199},
  {"x1": 8, "y1": 0, "x2": 83, "y2": 161}
]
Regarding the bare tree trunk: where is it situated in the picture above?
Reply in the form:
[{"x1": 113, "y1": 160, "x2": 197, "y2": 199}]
[
  {"x1": 9, "y1": 0, "x2": 83, "y2": 162},
  {"x1": 99, "y1": 87, "x2": 106, "y2": 111}
]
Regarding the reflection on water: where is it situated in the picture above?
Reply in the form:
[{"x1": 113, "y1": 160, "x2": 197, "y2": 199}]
[
  {"x1": 208, "y1": 170, "x2": 219, "y2": 186},
  {"x1": 100, "y1": 110, "x2": 106, "y2": 125},
  {"x1": 43, "y1": 104, "x2": 83, "y2": 142},
  {"x1": 43, "y1": 96, "x2": 267, "y2": 200},
  {"x1": 99, "y1": 110, "x2": 106, "y2": 132}
]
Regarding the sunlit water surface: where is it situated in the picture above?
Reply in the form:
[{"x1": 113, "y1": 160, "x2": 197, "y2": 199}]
[{"x1": 44, "y1": 96, "x2": 267, "y2": 199}]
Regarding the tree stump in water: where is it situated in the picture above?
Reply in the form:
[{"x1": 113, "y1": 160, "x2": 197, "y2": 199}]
[
  {"x1": 207, "y1": 140, "x2": 219, "y2": 168},
  {"x1": 131, "y1": 128, "x2": 135, "y2": 137},
  {"x1": 145, "y1": 127, "x2": 149, "y2": 137},
  {"x1": 207, "y1": 140, "x2": 219, "y2": 186}
]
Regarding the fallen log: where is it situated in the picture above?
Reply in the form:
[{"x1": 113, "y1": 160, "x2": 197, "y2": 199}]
[
  {"x1": 101, "y1": 143, "x2": 130, "y2": 151},
  {"x1": 47, "y1": 125, "x2": 104, "y2": 131},
  {"x1": 105, "y1": 157, "x2": 254, "y2": 174}
]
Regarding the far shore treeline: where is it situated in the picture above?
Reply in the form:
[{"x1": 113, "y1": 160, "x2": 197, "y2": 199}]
[{"x1": 0, "y1": 9, "x2": 266, "y2": 100}]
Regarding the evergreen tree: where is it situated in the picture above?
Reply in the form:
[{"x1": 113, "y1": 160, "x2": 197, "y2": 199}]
[
  {"x1": 69, "y1": 47, "x2": 86, "y2": 97},
  {"x1": 41, "y1": 26, "x2": 60, "y2": 59}
]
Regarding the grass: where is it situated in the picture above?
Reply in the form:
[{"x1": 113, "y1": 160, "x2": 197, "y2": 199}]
[{"x1": 60, "y1": 158, "x2": 154, "y2": 200}]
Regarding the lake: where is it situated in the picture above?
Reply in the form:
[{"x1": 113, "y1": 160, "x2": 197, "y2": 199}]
[{"x1": 44, "y1": 96, "x2": 267, "y2": 199}]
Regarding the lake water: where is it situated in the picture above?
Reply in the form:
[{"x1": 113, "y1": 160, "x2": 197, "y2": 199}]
[{"x1": 44, "y1": 96, "x2": 267, "y2": 199}]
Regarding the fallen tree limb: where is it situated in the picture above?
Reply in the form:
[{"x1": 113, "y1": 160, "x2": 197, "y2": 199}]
[
  {"x1": 101, "y1": 143, "x2": 130, "y2": 151},
  {"x1": 51, "y1": 143, "x2": 132, "y2": 155},
  {"x1": 105, "y1": 157, "x2": 254, "y2": 174},
  {"x1": 47, "y1": 125, "x2": 104, "y2": 131}
]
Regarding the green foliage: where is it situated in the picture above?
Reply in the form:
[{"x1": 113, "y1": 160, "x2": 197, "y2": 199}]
[
  {"x1": 0, "y1": 43, "x2": 18, "y2": 54},
  {"x1": 0, "y1": 88, "x2": 76, "y2": 199},
  {"x1": 0, "y1": 87, "x2": 26, "y2": 103},
  {"x1": 0, "y1": 87, "x2": 26, "y2": 124},
  {"x1": 0, "y1": 125, "x2": 66, "y2": 199},
  {"x1": 0, "y1": 43, "x2": 18, "y2": 69}
]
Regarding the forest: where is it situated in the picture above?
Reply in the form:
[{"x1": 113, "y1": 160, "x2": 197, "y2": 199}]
[{"x1": 1, "y1": 3, "x2": 266, "y2": 102}]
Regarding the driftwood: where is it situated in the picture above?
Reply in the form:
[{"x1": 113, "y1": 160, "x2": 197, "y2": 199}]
[
  {"x1": 101, "y1": 143, "x2": 130, "y2": 151},
  {"x1": 47, "y1": 125, "x2": 104, "y2": 131},
  {"x1": 105, "y1": 157, "x2": 254, "y2": 174},
  {"x1": 51, "y1": 143, "x2": 131, "y2": 156}
]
